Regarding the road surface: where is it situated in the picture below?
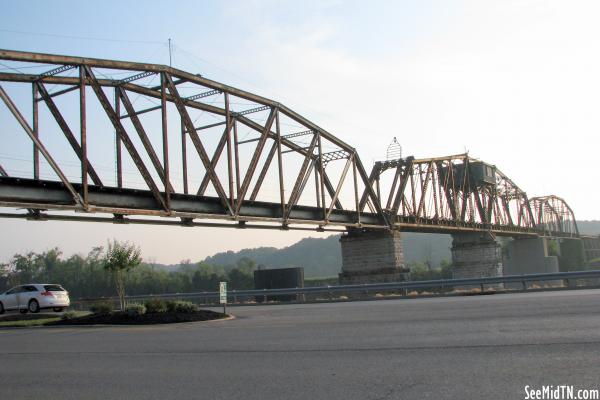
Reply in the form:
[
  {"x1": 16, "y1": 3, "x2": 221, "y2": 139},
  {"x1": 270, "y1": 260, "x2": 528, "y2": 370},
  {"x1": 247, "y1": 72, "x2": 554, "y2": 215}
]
[{"x1": 1, "y1": 289, "x2": 599, "y2": 399}]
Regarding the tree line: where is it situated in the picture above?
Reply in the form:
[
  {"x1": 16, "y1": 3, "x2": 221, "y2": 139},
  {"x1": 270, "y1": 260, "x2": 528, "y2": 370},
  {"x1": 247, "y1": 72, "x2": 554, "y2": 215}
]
[{"x1": 0, "y1": 245, "x2": 257, "y2": 299}]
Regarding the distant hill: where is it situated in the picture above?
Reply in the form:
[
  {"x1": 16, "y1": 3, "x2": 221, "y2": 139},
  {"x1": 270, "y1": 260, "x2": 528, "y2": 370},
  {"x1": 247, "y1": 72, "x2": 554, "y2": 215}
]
[
  {"x1": 577, "y1": 220, "x2": 600, "y2": 236},
  {"x1": 201, "y1": 220, "x2": 600, "y2": 278},
  {"x1": 204, "y1": 233, "x2": 452, "y2": 278}
]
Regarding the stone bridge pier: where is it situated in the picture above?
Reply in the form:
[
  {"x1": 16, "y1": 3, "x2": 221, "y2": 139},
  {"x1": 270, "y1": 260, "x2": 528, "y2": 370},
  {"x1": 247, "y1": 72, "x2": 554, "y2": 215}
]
[
  {"x1": 339, "y1": 229, "x2": 410, "y2": 284},
  {"x1": 451, "y1": 232, "x2": 503, "y2": 281}
]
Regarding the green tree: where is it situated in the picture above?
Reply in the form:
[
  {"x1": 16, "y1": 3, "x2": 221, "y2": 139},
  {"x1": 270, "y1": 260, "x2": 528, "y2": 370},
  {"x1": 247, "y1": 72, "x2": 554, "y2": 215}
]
[{"x1": 103, "y1": 240, "x2": 142, "y2": 310}]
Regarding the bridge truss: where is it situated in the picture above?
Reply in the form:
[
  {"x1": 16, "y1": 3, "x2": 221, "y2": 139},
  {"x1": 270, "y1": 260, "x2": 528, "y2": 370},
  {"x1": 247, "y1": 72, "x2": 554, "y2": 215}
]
[{"x1": 0, "y1": 50, "x2": 578, "y2": 237}]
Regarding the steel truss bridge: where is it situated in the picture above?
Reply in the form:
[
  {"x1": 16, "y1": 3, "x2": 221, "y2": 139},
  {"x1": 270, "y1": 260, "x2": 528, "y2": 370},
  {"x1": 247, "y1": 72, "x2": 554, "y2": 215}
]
[{"x1": 0, "y1": 50, "x2": 579, "y2": 238}]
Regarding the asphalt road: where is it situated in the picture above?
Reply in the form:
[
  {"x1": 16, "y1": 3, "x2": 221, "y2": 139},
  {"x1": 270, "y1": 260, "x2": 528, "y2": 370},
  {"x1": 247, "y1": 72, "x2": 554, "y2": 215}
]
[{"x1": 1, "y1": 289, "x2": 599, "y2": 400}]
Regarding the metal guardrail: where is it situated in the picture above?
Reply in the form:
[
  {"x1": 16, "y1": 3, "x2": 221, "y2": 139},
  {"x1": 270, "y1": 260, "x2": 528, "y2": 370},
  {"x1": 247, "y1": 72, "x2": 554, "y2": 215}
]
[{"x1": 72, "y1": 269, "x2": 600, "y2": 306}]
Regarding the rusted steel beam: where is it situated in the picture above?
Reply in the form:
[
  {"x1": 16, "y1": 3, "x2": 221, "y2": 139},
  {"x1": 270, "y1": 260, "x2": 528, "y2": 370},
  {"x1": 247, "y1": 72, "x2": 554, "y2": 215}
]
[
  {"x1": 197, "y1": 127, "x2": 229, "y2": 196},
  {"x1": 233, "y1": 118, "x2": 241, "y2": 195},
  {"x1": 473, "y1": 190, "x2": 488, "y2": 224},
  {"x1": 297, "y1": 161, "x2": 316, "y2": 210},
  {"x1": 34, "y1": 85, "x2": 79, "y2": 101},
  {"x1": 386, "y1": 163, "x2": 402, "y2": 210},
  {"x1": 415, "y1": 162, "x2": 432, "y2": 217},
  {"x1": 40, "y1": 64, "x2": 77, "y2": 77},
  {"x1": 181, "y1": 120, "x2": 188, "y2": 194},
  {"x1": 358, "y1": 164, "x2": 379, "y2": 212},
  {"x1": 163, "y1": 73, "x2": 232, "y2": 215},
  {"x1": 79, "y1": 67, "x2": 88, "y2": 205},
  {"x1": 0, "y1": 85, "x2": 83, "y2": 206},
  {"x1": 275, "y1": 113, "x2": 285, "y2": 220},
  {"x1": 322, "y1": 169, "x2": 343, "y2": 210},
  {"x1": 118, "y1": 71, "x2": 155, "y2": 84},
  {"x1": 235, "y1": 108, "x2": 277, "y2": 214},
  {"x1": 241, "y1": 129, "x2": 313, "y2": 144},
  {"x1": 114, "y1": 88, "x2": 123, "y2": 188},
  {"x1": 352, "y1": 155, "x2": 361, "y2": 225},
  {"x1": 194, "y1": 120, "x2": 227, "y2": 131},
  {"x1": 35, "y1": 81, "x2": 103, "y2": 185},
  {"x1": 285, "y1": 134, "x2": 318, "y2": 220},
  {"x1": 326, "y1": 156, "x2": 352, "y2": 220},
  {"x1": 314, "y1": 163, "x2": 321, "y2": 209},
  {"x1": 118, "y1": 87, "x2": 174, "y2": 193},
  {"x1": 32, "y1": 83, "x2": 39, "y2": 180},
  {"x1": 250, "y1": 142, "x2": 277, "y2": 201},
  {"x1": 232, "y1": 105, "x2": 270, "y2": 117},
  {"x1": 160, "y1": 72, "x2": 170, "y2": 209},
  {"x1": 0, "y1": 211, "x2": 350, "y2": 233},
  {"x1": 84, "y1": 66, "x2": 167, "y2": 210},
  {"x1": 119, "y1": 104, "x2": 161, "y2": 119},
  {"x1": 354, "y1": 155, "x2": 388, "y2": 226},
  {"x1": 0, "y1": 73, "x2": 314, "y2": 159},
  {"x1": 185, "y1": 89, "x2": 221, "y2": 101},
  {"x1": 391, "y1": 159, "x2": 413, "y2": 215},
  {"x1": 225, "y1": 93, "x2": 234, "y2": 208}
]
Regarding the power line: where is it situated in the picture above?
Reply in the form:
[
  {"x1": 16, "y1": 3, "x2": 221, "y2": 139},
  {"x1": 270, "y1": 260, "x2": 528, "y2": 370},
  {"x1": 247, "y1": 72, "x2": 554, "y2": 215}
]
[{"x1": 0, "y1": 28, "x2": 165, "y2": 45}]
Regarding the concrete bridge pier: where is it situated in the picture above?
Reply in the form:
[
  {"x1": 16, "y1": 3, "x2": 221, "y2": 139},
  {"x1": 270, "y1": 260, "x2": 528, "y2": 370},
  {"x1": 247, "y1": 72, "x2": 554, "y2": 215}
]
[
  {"x1": 503, "y1": 237, "x2": 560, "y2": 288},
  {"x1": 451, "y1": 233, "x2": 503, "y2": 287},
  {"x1": 503, "y1": 237, "x2": 559, "y2": 276},
  {"x1": 339, "y1": 229, "x2": 410, "y2": 284}
]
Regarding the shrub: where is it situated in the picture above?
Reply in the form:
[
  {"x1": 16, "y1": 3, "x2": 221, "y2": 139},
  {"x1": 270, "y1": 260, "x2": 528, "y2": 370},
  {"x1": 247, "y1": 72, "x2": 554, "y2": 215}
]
[
  {"x1": 89, "y1": 301, "x2": 114, "y2": 315},
  {"x1": 166, "y1": 300, "x2": 198, "y2": 313},
  {"x1": 125, "y1": 303, "x2": 146, "y2": 316},
  {"x1": 144, "y1": 298, "x2": 167, "y2": 314},
  {"x1": 61, "y1": 311, "x2": 78, "y2": 320}
]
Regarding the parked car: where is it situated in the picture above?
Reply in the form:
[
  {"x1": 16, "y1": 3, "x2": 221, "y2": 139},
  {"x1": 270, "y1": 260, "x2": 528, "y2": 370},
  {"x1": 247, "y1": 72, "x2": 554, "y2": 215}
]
[{"x1": 0, "y1": 284, "x2": 70, "y2": 314}]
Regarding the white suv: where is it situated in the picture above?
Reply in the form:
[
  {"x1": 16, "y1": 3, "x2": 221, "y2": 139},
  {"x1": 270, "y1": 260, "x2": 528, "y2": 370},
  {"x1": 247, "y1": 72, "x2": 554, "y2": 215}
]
[{"x1": 0, "y1": 284, "x2": 70, "y2": 314}]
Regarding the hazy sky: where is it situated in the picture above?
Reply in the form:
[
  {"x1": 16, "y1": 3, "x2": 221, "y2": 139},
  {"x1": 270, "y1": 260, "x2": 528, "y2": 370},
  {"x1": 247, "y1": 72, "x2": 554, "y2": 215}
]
[{"x1": 1, "y1": 0, "x2": 599, "y2": 264}]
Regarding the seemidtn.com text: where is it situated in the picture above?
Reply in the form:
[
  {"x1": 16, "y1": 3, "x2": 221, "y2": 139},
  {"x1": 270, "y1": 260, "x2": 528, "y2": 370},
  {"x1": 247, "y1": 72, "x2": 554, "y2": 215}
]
[{"x1": 525, "y1": 386, "x2": 599, "y2": 400}]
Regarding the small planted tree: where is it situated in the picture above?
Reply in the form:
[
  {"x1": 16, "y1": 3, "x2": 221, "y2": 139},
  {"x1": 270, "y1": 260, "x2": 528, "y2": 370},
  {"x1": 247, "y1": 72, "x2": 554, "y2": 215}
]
[{"x1": 103, "y1": 240, "x2": 142, "y2": 311}]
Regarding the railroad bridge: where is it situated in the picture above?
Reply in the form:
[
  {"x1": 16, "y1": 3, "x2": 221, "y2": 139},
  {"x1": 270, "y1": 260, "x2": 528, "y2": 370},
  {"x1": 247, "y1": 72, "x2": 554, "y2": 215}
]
[{"x1": 0, "y1": 50, "x2": 592, "y2": 283}]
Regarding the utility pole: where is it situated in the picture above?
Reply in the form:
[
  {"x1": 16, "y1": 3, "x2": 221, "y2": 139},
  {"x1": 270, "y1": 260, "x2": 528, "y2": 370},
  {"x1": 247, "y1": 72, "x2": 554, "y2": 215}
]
[{"x1": 168, "y1": 38, "x2": 172, "y2": 67}]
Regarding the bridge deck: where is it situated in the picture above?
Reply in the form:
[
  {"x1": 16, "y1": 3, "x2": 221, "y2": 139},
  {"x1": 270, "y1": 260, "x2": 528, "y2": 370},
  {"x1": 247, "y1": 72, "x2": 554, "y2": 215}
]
[{"x1": 0, "y1": 177, "x2": 545, "y2": 237}]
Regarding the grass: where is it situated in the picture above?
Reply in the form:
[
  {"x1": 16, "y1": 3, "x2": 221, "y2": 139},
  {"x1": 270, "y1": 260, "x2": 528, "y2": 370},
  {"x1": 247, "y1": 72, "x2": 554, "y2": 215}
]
[{"x1": 0, "y1": 312, "x2": 90, "y2": 328}]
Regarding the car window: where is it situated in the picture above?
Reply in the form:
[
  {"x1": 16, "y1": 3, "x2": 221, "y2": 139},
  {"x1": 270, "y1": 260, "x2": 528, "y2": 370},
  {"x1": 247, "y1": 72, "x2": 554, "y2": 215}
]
[
  {"x1": 25, "y1": 286, "x2": 38, "y2": 292},
  {"x1": 5, "y1": 287, "x2": 18, "y2": 295},
  {"x1": 44, "y1": 285, "x2": 65, "y2": 292}
]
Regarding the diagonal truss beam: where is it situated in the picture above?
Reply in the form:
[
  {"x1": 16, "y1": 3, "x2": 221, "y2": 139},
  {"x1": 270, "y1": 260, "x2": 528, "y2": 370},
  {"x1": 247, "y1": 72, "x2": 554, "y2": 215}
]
[
  {"x1": 235, "y1": 108, "x2": 277, "y2": 214},
  {"x1": 0, "y1": 84, "x2": 83, "y2": 206},
  {"x1": 35, "y1": 81, "x2": 103, "y2": 185},
  {"x1": 83, "y1": 66, "x2": 168, "y2": 211},
  {"x1": 117, "y1": 87, "x2": 174, "y2": 193},
  {"x1": 163, "y1": 73, "x2": 233, "y2": 215},
  {"x1": 250, "y1": 141, "x2": 277, "y2": 202},
  {"x1": 197, "y1": 126, "x2": 229, "y2": 196},
  {"x1": 285, "y1": 134, "x2": 318, "y2": 221}
]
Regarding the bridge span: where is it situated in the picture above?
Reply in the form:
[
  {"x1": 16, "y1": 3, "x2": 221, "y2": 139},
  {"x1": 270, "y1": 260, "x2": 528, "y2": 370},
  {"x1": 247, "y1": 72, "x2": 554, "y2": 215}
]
[{"x1": 0, "y1": 49, "x2": 590, "y2": 283}]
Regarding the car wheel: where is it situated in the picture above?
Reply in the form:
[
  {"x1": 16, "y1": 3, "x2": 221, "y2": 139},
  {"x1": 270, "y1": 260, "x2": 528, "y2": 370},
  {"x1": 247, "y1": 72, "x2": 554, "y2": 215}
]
[
  {"x1": 19, "y1": 308, "x2": 28, "y2": 314},
  {"x1": 0, "y1": 302, "x2": 4, "y2": 314},
  {"x1": 28, "y1": 299, "x2": 40, "y2": 313},
  {"x1": 53, "y1": 307, "x2": 63, "y2": 312}
]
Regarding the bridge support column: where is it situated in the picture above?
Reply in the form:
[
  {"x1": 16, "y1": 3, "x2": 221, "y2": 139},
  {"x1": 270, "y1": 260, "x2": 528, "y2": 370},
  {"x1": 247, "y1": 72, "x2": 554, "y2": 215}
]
[
  {"x1": 451, "y1": 233, "x2": 503, "y2": 285},
  {"x1": 339, "y1": 229, "x2": 409, "y2": 284},
  {"x1": 504, "y1": 237, "x2": 559, "y2": 275},
  {"x1": 581, "y1": 235, "x2": 600, "y2": 264},
  {"x1": 557, "y1": 238, "x2": 586, "y2": 271}
]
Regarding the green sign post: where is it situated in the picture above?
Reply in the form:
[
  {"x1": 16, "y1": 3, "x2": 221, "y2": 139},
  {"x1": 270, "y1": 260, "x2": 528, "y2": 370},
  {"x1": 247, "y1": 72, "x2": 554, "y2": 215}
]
[{"x1": 219, "y1": 281, "x2": 227, "y2": 314}]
